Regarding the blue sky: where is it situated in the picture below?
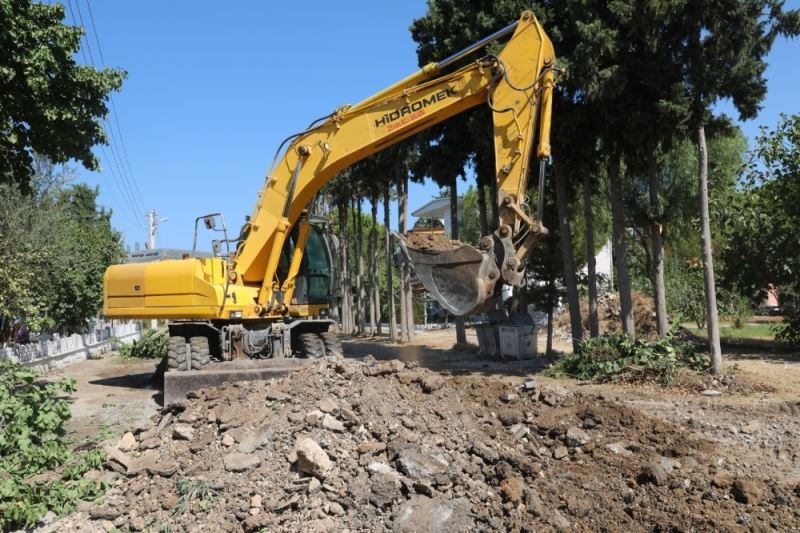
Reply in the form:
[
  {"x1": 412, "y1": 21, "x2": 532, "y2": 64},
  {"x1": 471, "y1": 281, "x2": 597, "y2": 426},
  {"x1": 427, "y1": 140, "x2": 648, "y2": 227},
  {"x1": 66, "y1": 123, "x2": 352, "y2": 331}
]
[{"x1": 63, "y1": 1, "x2": 799, "y2": 251}]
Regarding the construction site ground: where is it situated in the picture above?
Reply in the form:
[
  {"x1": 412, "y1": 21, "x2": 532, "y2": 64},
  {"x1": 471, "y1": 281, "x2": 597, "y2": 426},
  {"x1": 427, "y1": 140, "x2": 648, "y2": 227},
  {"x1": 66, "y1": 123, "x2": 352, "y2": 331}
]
[{"x1": 43, "y1": 328, "x2": 800, "y2": 531}]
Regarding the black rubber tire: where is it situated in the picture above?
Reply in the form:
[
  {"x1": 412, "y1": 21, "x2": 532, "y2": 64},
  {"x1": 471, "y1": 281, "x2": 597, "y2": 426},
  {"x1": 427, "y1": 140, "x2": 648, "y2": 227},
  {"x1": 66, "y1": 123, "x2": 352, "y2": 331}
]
[
  {"x1": 166, "y1": 336, "x2": 188, "y2": 371},
  {"x1": 319, "y1": 332, "x2": 343, "y2": 358},
  {"x1": 298, "y1": 333, "x2": 325, "y2": 359},
  {"x1": 189, "y1": 336, "x2": 211, "y2": 370}
]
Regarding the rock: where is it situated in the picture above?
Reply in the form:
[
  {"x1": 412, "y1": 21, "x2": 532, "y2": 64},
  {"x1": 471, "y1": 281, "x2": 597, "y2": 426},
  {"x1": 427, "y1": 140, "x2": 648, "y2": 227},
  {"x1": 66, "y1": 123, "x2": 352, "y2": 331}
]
[
  {"x1": 138, "y1": 437, "x2": 160, "y2": 450},
  {"x1": 565, "y1": 426, "x2": 591, "y2": 447},
  {"x1": 221, "y1": 433, "x2": 235, "y2": 447},
  {"x1": 418, "y1": 375, "x2": 444, "y2": 393},
  {"x1": 318, "y1": 398, "x2": 338, "y2": 413},
  {"x1": 566, "y1": 495, "x2": 591, "y2": 518},
  {"x1": 552, "y1": 446, "x2": 569, "y2": 460},
  {"x1": 89, "y1": 506, "x2": 122, "y2": 520},
  {"x1": 367, "y1": 462, "x2": 397, "y2": 475},
  {"x1": 238, "y1": 425, "x2": 271, "y2": 453},
  {"x1": 172, "y1": 423, "x2": 195, "y2": 441},
  {"x1": 640, "y1": 462, "x2": 669, "y2": 486},
  {"x1": 509, "y1": 423, "x2": 530, "y2": 440},
  {"x1": 701, "y1": 389, "x2": 722, "y2": 397},
  {"x1": 362, "y1": 360, "x2": 404, "y2": 376},
  {"x1": 308, "y1": 477, "x2": 322, "y2": 493},
  {"x1": 223, "y1": 452, "x2": 262, "y2": 472},
  {"x1": 156, "y1": 412, "x2": 174, "y2": 434},
  {"x1": 500, "y1": 392, "x2": 518, "y2": 403},
  {"x1": 369, "y1": 465, "x2": 402, "y2": 508},
  {"x1": 100, "y1": 520, "x2": 116, "y2": 532},
  {"x1": 393, "y1": 496, "x2": 473, "y2": 533},
  {"x1": 327, "y1": 501, "x2": 345, "y2": 516},
  {"x1": 265, "y1": 390, "x2": 290, "y2": 401},
  {"x1": 116, "y1": 432, "x2": 137, "y2": 452},
  {"x1": 396, "y1": 448, "x2": 449, "y2": 479},
  {"x1": 711, "y1": 473, "x2": 732, "y2": 489},
  {"x1": 521, "y1": 379, "x2": 538, "y2": 391},
  {"x1": 104, "y1": 446, "x2": 133, "y2": 472},
  {"x1": 322, "y1": 413, "x2": 345, "y2": 432},
  {"x1": 500, "y1": 477, "x2": 524, "y2": 502},
  {"x1": 251, "y1": 494, "x2": 263, "y2": 509},
  {"x1": 129, "y1": 515, "x2": 146, "y2": 531},
  {"x1": 741, "y1": 420, "x2": 760, "y2": 434},
  {"x1": 305, "y1": 409, "x2": 324, "y2": 425},
  {"x1": 295, "y1": 438, "x2": 332, "y2": 479},
  {"x1": 358, "y1": 441, "x2": 387, "y2": 455},
  {"x1": 605, "y1": 442, "x2": 633, "y2": 457},
  {"x1": 732, "y1": 479, "x2": 764, "y2": 504},
  {"x1": 161, "y1": 493, "x2": 178, "y2": 511},
  {"x1": 659, "y1": 456, "x2": 681, "y2": 473}
]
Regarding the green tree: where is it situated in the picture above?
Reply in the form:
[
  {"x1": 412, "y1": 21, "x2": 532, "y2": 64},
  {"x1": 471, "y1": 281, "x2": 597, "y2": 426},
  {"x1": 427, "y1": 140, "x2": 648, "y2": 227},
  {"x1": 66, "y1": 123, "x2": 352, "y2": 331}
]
[
  {"x1": 0, "y1": 164, "x2": 124, "y2": 333},
  {"x1": 722, "y1": 114, "x2": 800, "y2": 343},
  {"x1": 680, "y1": 0, "x2": 799, "y2": 373},
  {"x1": 0, "y1": 1, "x2": 125, "y2": 192}
]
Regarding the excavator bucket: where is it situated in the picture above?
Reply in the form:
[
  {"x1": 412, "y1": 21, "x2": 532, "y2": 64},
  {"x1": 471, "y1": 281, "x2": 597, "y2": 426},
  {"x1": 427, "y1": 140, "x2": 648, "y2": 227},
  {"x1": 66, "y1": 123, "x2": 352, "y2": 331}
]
[{"x1": 396, "y1": 233, "x2": 500, "y2": 316}]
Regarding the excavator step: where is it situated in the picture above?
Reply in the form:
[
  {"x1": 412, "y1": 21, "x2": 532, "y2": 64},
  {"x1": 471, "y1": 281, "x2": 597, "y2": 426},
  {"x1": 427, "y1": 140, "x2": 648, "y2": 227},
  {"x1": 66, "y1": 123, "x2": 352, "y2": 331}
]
[{"x1": 163, "y1": 359, "x2": 312, "y2": 406}]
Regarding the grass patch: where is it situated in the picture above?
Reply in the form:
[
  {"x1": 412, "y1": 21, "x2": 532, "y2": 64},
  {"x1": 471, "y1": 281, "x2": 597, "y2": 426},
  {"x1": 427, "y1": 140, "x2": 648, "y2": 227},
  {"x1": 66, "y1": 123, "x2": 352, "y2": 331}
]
[{"x1": 689, "y1": 323, "x2": 775, "y2": 340}]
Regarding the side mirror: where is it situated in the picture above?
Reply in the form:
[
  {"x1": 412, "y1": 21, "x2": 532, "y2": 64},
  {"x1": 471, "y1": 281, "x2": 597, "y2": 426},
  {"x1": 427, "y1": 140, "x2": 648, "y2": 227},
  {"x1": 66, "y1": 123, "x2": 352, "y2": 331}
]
[
  {"x1": 204, "y1": 216, "x2": 216, "y2": 230},
  {"x1": 212, "y1": 240, "x2": 221, "y2": 256}
]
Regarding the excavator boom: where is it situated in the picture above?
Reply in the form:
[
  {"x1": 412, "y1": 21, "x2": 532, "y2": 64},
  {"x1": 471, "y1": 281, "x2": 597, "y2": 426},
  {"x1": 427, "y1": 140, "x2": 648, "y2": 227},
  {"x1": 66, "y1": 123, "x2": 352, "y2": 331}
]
[{"x1": 233, "y1": 10, "x2": 556, "y2": 317}]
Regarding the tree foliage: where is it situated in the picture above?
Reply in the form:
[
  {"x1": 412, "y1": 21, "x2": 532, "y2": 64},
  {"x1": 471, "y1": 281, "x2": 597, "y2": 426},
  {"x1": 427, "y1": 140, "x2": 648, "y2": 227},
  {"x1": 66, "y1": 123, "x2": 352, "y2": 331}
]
[
  {"x1": 0, "y1": 161, "x2": 125, "y2": 333},
  {"x1": 0, "y1": 0, "x2": 125, "y2": 191}
]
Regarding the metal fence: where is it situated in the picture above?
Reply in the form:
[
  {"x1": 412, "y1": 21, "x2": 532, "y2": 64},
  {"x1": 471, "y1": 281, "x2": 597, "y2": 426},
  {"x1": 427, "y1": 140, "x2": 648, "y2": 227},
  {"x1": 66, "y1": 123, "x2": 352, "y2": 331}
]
[{"x1": 0, "y1": 321, "x2": 141, "y2": 370}]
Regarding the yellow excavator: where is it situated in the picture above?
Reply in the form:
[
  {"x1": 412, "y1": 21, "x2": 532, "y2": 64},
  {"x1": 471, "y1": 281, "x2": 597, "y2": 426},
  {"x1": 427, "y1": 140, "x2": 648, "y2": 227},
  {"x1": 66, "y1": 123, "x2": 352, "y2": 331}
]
[{"x1": 104, "y1": 11, "x2": 556, "y2": 372}]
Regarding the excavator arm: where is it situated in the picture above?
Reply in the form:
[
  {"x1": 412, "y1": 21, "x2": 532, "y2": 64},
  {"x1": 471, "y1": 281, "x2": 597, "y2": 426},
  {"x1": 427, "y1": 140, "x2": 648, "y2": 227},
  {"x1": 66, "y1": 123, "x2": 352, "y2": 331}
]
[
  {"x1": 103, "y1": 10, "x2": 556, "y2": 321},
  {"x1": 235, "y1": 10, "x2": 556, "y2": 316}
]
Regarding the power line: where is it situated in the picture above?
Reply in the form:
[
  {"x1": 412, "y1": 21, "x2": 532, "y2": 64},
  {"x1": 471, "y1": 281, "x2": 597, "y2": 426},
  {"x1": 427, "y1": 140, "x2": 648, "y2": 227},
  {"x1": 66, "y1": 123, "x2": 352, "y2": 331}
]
[
  {"x1": 62, "y1": 0, "x2": 146, "y2": 231},
  {"x1": 83, "y1": 0, "x2": 148, "y2": 213}
]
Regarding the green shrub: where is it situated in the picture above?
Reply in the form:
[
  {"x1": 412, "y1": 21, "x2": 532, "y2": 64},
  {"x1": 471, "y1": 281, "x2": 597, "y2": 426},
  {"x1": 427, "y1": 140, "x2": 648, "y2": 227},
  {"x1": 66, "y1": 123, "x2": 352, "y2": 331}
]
[
  {"x1": 119, "y1": 329, "x2": 168, "y2": 359},
  {"x1": 0, "y1": 359, "x2": 107, "y2": 530},
  {"x1": 548, "y1": 333, "x2": 707, "y2": 385},
  {"x1": 773, "y1": 312, "x2": 800, "y2": 347}
]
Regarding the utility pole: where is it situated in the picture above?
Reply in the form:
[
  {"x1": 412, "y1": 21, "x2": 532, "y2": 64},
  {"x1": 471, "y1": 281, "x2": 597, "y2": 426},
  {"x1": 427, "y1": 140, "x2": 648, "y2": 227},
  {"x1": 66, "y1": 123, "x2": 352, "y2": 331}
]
[{"x1": 146, "y1": 209, "x2": 167, "y2": 249}]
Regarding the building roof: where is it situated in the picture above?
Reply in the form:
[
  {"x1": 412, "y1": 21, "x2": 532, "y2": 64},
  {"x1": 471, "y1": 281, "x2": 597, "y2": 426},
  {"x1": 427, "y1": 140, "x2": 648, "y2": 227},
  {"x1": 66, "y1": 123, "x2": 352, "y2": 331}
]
[{"x1": 411, "y1": 196, "x2": 462, "y2": 218}]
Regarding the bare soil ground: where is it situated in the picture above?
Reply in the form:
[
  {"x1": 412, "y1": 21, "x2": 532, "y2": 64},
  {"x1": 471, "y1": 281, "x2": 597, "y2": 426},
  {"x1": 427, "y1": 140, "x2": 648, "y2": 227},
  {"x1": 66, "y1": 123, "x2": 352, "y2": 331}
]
[{"x1": 41, "y1": 330, "x2": 800, "y2": 532}]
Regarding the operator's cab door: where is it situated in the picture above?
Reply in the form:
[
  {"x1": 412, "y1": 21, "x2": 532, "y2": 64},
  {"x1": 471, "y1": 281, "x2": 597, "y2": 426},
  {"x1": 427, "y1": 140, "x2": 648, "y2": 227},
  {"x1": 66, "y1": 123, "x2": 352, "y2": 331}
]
[{"x1": 276, "y1": 224, "x2": 333, "y2": 306}]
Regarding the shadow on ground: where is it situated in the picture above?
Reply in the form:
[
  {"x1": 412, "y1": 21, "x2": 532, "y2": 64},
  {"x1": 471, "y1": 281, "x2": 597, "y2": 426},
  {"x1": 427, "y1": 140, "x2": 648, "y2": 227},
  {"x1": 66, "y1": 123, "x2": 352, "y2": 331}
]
[{"x1": 342, "y1": 335, "x2": 559, "y2": 377}]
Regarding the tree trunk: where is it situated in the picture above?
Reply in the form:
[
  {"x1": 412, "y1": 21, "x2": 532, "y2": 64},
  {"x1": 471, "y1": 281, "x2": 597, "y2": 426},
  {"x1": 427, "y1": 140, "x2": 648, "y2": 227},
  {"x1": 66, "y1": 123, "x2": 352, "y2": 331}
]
[
  {"x1": 546, "y1": 266, "x2": 555, "y2": 357},
  {"x1": 582, "y1": 171, "x2": 599, "y2": 338},
  {"x1": 648, "y1": 151, "x2": 669, "y2": 337},
  {"x1": 554, "y1": 156, "x2": 583, "y2": 353},
  {"x1": 338, "y1": 202, "x2": 352, "y2": 334},
  {"x1": 369, "y1": 196, "x2": 379, "y2": 335},
  {"x1": 384, "y1": 187, "x2": 397, "y2": 341},
  {"x1": 397, "y1": 172, "x2": 411, "y2": 343},
  {"x1": 476, "y1": 152, "x2": 490, "y2": 235},
  {"x1": 698, "y1": 125, "x2": 722, "y2": 374},
  {"x1": 450, "y1": 177, "x2": 467, "y2": 345},
  {"x1": 352, "y1": 198, "x2": 365, "y2": 334},
  {"x1": 608, "y1": 147, "x2": 635, "y2": 335},
  {"x1": 402, "y1": 174, "x2": 414, "y2": 341}
]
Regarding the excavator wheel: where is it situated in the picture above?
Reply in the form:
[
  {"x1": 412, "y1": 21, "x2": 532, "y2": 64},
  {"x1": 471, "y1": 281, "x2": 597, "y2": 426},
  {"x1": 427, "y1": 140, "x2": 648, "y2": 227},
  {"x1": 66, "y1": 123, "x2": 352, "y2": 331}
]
[
  {"x1": 166, "y1": 336, "x2": 188, "y2": 371},
  {"x1": 318, "y1": 332, "x2": 343, "y2": 358},
  {"x1": 188, "y1": 336, "x2": 211, "y2": 370},
  {"x1": 298, "y1": 333, "x2": 325, "y2": 359}
]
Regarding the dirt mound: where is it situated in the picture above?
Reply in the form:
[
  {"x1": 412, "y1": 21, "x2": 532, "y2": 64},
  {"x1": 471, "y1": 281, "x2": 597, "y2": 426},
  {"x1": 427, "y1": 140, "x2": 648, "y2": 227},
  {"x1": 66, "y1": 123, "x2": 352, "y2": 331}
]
[
  {"x1": 62, "y1": 357, "x2": 800, "y2": 532},
  {"x1": 406, "y1": 231, "x2": 463, "y2": 251},
  {"x1": 557, "y1": 292, "x2": 657, "y2": 338}
]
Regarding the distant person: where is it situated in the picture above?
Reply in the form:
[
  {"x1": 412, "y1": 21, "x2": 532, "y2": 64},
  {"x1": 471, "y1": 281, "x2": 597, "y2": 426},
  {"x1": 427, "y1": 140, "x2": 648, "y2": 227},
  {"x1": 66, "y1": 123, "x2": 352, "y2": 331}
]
[{"x1": 13, "y1": 319, "x2": 30, "y2": 344}]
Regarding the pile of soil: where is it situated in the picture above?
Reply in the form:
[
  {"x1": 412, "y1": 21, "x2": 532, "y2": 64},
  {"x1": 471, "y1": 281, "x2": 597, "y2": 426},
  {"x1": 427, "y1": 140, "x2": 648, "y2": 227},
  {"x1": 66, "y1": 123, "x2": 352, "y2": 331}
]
[
  {"x1": 557, "y1": 292, "x2": 657, "y2": 339},
  {"x1": 406, "y1": 232, "x2": 464, "y2": 251},
  {"x1": 60, "y1": 357, "x2": 800, "y2": 532}
]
